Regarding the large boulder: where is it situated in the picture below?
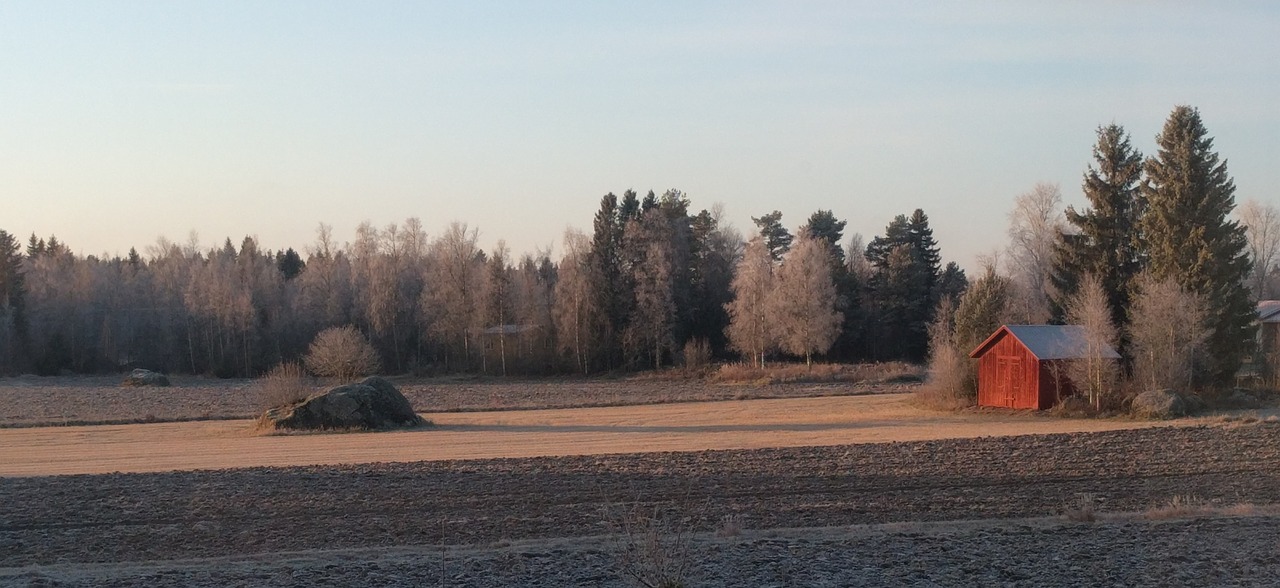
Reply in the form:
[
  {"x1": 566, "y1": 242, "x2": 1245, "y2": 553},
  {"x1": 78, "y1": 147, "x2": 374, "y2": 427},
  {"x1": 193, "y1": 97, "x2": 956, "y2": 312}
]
[
  {"x1": 122, "y1": 369, "x2": 170, "y2": 387},
  {"x1": 261, "y1": 376, "x2": 423, "y2": 431},
  {"x1": 1130, "y1": 389, "x2": 1187, "y2": 419}
]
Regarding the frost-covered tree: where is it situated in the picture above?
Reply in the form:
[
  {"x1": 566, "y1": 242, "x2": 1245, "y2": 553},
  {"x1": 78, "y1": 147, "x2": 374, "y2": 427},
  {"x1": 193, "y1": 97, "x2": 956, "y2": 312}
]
[
  {"x1": 1128, "y1": 273, "x2": 1210, "y2": 392},
  {"x1": 1064, "y1": 274, "x2": 1119, "y2": 409},
  {"x1": 1005, "y1": 182, "x2": 1065, "y2": 324},
  {"x1": 725, "y1": 237, "x2": 776, "y2": 367},
  {"x1": 770, "y1": 231, "x2": 843, "y2": 366},
  {"x1": 553, "y1": 229, "x2": 597, "y2": 373},
  {"x1": 1238, "y1": 199, "x2": 1280, "y2": 301}
]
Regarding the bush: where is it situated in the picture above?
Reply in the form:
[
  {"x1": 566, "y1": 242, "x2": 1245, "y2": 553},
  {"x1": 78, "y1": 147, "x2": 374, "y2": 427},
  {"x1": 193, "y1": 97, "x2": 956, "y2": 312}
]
[
  {"x1": 257, "y1": 362, "x2": 314, "y2": 409},
  {"x1": 303, "y1": 326, "x2": 382, "y2": 382},
  {"x1": 681, "y1": 338, "x2": 712, "y2": 372},
  {"x1": 918, "y1": 296, "x2": 976, "y2": 410}
]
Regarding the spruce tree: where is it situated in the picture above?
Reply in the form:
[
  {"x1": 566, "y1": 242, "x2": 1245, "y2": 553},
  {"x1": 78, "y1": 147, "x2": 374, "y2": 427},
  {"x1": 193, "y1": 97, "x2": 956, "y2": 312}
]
[
  {"x1": 1141, "y1": 106, "x2": 1254, "y2": 382},
  {"x1": 865, "y1": 209, "x2": 942, "y2": 361},
  {"x1": 1053, "y1": 124, "x2": 1144, "y2": 332}
]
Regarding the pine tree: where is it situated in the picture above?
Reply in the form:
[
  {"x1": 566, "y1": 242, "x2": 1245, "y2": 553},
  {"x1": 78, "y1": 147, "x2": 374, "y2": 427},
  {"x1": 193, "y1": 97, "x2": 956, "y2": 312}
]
[
  {"x1": 1053, "y1": 124, "x2": 1144, "y2": 332},
  {"x1": 1141, "y1": 105, "x2": 1254, "y2": 382},
  {"x1": 751, "y1": 210, "x2": 793, "y2": 261}
]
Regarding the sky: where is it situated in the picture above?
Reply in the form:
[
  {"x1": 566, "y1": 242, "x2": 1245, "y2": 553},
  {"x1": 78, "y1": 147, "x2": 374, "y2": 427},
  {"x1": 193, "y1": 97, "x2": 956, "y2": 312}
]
[{"x1": 2, "y1": 2, "x2": 1278, "y2": 270}]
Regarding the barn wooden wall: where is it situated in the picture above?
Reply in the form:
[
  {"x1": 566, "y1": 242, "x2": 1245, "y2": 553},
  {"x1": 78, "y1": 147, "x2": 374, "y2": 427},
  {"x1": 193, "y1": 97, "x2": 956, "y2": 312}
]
[{"x1": 976, "y1": 333, "x2": 1041, "y2": 409}]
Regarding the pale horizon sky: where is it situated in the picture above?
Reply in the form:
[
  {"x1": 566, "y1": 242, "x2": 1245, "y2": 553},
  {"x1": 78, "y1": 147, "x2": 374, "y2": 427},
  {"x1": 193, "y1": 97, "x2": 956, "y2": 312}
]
[{"x1": 3, "y1": 2, "x2": 1278, "y2": 271}]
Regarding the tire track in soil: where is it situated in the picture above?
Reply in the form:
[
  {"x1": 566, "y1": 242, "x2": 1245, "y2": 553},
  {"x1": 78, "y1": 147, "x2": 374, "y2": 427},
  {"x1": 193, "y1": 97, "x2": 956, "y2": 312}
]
[{"x1": 2, "y1": 423, "x2": 1278, "y2": 567}]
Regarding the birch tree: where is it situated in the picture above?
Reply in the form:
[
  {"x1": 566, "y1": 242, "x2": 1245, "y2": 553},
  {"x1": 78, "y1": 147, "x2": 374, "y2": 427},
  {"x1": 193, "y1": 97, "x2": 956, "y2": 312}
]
[
  {"x1": 1064, "y1": 273, "x2": 1119, "y2": 409},
  {"x1": 553, "y1": 229, "x2": 597, "y2": 373},
  {"x1": 1006, "y1": 182, "x2": 1065, "y2": 324},
  {"x1": 1238, "y1": 199, "x2": 1280, "y2": 301},
  {"x1": 725, "y1": 237, "x2": 776, "y2": 367},
  {"x1": 769, "y1": 231, "x2": 842, "y2": 367}
]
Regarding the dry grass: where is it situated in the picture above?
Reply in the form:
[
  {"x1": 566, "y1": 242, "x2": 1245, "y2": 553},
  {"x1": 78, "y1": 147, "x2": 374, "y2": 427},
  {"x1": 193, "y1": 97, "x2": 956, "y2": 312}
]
[
  {"x1": 715, "y1": 514, "x2": 745, "y2": 538},
  {"x1": 256, "y1": 362, "x2": 318, "y2": 410},
  {"x1": 1144, "y1": 495, "x2": 1209, "y2": 520},
  {"x1": 1062, "y1": 493, "x2": 1098, "y2": 523},
  {"x1": 709, "y1": 362, "x2": 921, "y2": 386}
]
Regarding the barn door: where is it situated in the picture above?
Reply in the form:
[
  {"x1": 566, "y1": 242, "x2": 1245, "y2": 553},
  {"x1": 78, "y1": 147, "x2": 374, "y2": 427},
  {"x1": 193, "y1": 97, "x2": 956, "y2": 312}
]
[
  {"x1": 1006, "y1": 358, "x2": 1022, "y2": 407},
  {"x1": 997, "y1": 356, "x2": 1022, "y2": 408}
]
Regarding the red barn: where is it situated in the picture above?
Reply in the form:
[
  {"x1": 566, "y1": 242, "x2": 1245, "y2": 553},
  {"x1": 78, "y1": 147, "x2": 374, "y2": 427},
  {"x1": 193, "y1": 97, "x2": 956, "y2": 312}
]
[{"x1": 968, "y1": 325, "x2": 1120, "y2": 410}]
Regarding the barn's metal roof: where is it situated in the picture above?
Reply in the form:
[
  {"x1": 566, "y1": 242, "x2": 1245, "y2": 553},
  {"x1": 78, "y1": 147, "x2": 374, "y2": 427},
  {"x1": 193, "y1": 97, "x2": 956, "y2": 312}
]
[
  {"x1": 969, "y1": 325, "x2": 1121, "y2": 360},
  {"x1": 1258, "y1": 300, "x2": 1280, "y2": 323}
]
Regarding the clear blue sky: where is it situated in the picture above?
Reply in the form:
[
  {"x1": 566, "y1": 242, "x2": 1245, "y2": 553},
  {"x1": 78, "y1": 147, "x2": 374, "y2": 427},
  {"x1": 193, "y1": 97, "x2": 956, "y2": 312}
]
[{"x1": 2, "y1": 2, "x2": 1278, "y2": 269}]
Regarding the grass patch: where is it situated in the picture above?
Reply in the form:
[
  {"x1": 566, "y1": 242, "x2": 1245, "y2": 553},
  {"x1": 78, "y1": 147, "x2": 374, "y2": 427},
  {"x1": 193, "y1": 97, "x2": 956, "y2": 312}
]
[{"x1": 709, "y1": 362, "x2": 921, "y2": 386}]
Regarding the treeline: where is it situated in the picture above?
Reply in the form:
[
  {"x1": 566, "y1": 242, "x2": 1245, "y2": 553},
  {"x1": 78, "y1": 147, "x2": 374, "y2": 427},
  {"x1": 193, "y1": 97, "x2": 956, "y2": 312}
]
[
  {"x1": 0, "y1": 189, "x2": 965, "y2": 377},
  {"x1": 933, "y1": 105, "x2": 1265, "y2": 397}
]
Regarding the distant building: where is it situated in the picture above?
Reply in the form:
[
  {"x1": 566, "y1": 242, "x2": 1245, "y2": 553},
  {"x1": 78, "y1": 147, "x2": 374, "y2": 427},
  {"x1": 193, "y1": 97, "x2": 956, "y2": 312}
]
[{"x1": 968, "y1": 325, "x2": 1120, "y2": 410}]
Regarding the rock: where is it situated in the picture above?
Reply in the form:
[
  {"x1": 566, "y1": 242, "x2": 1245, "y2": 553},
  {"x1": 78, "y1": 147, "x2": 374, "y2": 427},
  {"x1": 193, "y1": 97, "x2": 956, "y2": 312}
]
[
  {"x1": 260, "y1": 376, "x2": 423, "y2": 431},
  {"x1": 1130, "y1": 389, "x2": 1186, "y2": 419},
  {"x1": 122, "y1": 368, "x2": 170, "y2": 387}
]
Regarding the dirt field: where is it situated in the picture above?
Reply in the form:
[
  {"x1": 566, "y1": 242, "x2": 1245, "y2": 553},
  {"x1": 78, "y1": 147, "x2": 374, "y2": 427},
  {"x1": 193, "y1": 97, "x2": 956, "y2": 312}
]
[
  {"x1": 4, "y1": 376, "x2": 1278, "y2": 587},
  {"x1": 3, "y1": 423, "x2": 1280, "y2": 586},
  {"x1": 0, "y1": 374, "x2": 917, "y2": 428},
  {"x1": 0, "y1": 393, "x2": 1195, "y2": 476}
]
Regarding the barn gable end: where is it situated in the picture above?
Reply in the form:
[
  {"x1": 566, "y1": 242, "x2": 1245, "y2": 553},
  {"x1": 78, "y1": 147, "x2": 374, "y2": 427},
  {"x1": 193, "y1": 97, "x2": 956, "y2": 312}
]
[{"x1": 968, "y1": 325, "x2": 1119, "y2": 410}]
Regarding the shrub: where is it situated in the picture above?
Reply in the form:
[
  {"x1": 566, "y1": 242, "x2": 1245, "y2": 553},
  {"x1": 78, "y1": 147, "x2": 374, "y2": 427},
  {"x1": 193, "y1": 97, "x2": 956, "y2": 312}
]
[
  {"x1": 257, "y1": 362, "x2": 314, "y2": 409},
  {"x1": 681, "y1": 338, "x2": 712, "y2": 372},
  {"x1": 303, "y1": 326, "x2": 382, "y2": 382},
  {"x1": 919, "y1": 296, "x2": 975, "y2": 410}
]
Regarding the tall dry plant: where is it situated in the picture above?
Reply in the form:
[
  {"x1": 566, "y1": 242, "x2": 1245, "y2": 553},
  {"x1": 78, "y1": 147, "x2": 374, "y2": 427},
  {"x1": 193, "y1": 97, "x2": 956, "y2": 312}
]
[
  {"x1": 1065, "y1": 274, "x2": 1119, "y2": 409},
  {"x1": 257, "y1": 361, "x2": 315, "y2": 409},
  {"x1": 1128, "y1": 272, "x2": 1210, "y2": 392},
  {"x1": 921, "y1": 296, "x2": 973, "y2": 408},
  {"x1": 303, "y1": 325, "x2": 382, "y2": 382}
]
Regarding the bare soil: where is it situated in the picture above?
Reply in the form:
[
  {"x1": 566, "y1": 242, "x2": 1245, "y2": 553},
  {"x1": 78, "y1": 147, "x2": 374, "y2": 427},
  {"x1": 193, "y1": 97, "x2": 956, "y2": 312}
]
[
  {"x1": 0, "y1": 394, "x2": 1192, "y2": 476},
  {"x1": 0, "y1": 375, "x2": 917, "y2": 428},
  {"x1": 3, "y1": 423, "x2": 1279, "y2": 586}
]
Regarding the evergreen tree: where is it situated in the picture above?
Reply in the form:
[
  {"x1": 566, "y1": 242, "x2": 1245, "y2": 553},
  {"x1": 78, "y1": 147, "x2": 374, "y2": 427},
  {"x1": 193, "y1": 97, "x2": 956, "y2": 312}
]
[
  {"x1": 865, "y1": 210, "x2": 942, "y2": 361},
  {"x1": 751, "y1": 210, "x2": 792, "y2": 261},
  {"x1": 953, "y1": 266, "x2": 1011, "y2": 354},
  {"x1": 800, "y1": 210, "x2": 847, "y2": 267},
  {"x1": 587, "y1": 193, "x2": 628, "y2": 367},
  {"x1": 1053, "y1": 124, "x2": 1144, "y2": 331},
  {"x1": 937, "y1": 262, "x2": 969, "y2": 303},
  {"x1": 277, "y1": 248, "x2": 305, "y2": 280},
  {"x1": 1141, "y1": 105, "x2": 1254, "y2": 382},
  {"x1": 0, "y1": 230, "x2": 28, "y2": 372}
]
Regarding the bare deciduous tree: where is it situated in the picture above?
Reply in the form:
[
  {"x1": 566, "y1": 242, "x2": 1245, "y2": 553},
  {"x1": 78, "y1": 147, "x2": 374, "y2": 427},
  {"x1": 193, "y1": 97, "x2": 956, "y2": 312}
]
[
  {"x1": 1005, "y1": 182, "x2": 1065, "y2": 323},
  {"x1": 1128, "y1": 272, "x2": 1210, "y2": 392},
  {"x1": 1065, "y1": 273, "x2": 1119, "y2": 409},
  {"x1": 303, "y1": 325, "x2": 381, "y2": 382},
  {"x1": 1238, "y1": 199, "x2": 1280, "y2": 301},
  {"x1": 420, "y1": 222, "x2": 481, "y2": 369},
  {"x1": 725, "y1": 237, "x2": 776, "y2": 367},
  {"x1": 553, "y1": 229, "x2": 597, "y2": 374},
  {"x1": 769, "y1": 231, "x2": 842, "y2": 367}
]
